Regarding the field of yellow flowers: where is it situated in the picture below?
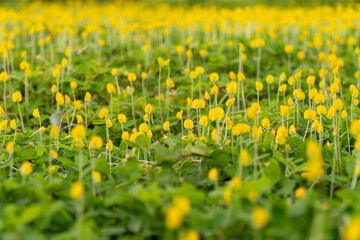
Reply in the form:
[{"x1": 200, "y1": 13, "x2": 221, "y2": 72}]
[{"x1": 1, "y1": 1, "x2": 360, "y2": 239}]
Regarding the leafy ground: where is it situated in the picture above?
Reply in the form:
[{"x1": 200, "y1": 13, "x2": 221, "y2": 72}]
[{"x1": 0, "y1": 1, "x2": 360, "y2": 240}]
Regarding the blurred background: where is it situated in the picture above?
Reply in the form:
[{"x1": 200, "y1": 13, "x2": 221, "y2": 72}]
[
  {"x1": 1, "y1": 0, "x2": 360, "y2": 7},
  {"x1": 142, "y1": 0, "x2": 360, "y2": 7}
]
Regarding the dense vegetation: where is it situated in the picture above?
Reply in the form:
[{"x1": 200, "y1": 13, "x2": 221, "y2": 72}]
[{"x1": 0, "y1": 2, "x2": 360, "y2": 240}]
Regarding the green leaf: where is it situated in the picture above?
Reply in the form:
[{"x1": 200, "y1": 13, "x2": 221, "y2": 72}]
[
  {"x1": 286, "y1": 136, "x2": 302, "y2": 147},
  {"x1": 136, "y1": 134, "x2": 150, "y2": 149},
  {"x1": 96, "y1": 157, "x2": 110, "y2": 176},
  {"x1": 21, "y1": 148, "x2": 36, "y2": 160}
]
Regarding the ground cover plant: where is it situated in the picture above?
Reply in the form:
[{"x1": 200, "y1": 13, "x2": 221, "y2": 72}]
[{"x1": 0, "y1": 1, "x2": 360, "y2": 239}]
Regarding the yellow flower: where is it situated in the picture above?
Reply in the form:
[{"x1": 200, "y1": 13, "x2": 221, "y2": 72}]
[
  {"x1": 77, "y1": 114, "x2": 83, "y2": 124},
  {"x1": 280, "y1": 105, "x2": 290, "y2": 116},
  {"x1": 71, "y1": 125, "x2": 86, "y2": 142},
  {"x1": 70, "y1": 181, "x2": 84, "y2": 200},
  {"x1": 252, "y1": 206, "x2": 269, "y2": 229},
  {"x1": 130, "y1": 132, "x2": 142, "y2": 143},
  {"x1": 240, "y1": 149, "x2": 251, "y2": 166},
  {"x1": 186, "y1": 50, "x2": 192, "y2": 59},
  {"x1": 85, "y1": 92, "x2": 92, "y2": 102},
  {"x1": 39, "y1": 127, "x2": 46, "y2": 134},
  {"x1": 166, "y1": 78, "x2": 175, "y2": 88},
  {"x1": 49, "y1": 166, "x2": 56, "y2": 173},
  {"x1": 55, "y1": 92, "x2": 64, "y2": 105},
  {"x1": 306, "y1": 75, "x2": 316, "y2": 86},
  {"x1": 208, "y1": 168, "x2": 218, "y2": 181},
  {"x1": 128, "y1": 73, "x2": 137, "y2": 82},
  {"x1": 139, "y1": 123, "x2": 149, "y2": 133},
  {"x1": 204, "y1": 91, "x2": 210, "y2": 100},
  {"x1": 145, "y1": 104, "x2": 153, "y2": 114},
  {"x1": 89, "y1": 135, "x2": 103, "y2": 150},
  {"x1": 118, "y1": 114, "x2": 126, "y2": 123},
  {"x1": 316, "y1": 105, "x2": 327, "y2": 115},
  {"x1": 284, "y1": 44, "x2": 294, "y2": 54},
  {"x1": 343, "y1": 216, "x2": 360, "y2": 240},
  {"x1": 282, "y1": 76, "x2": 293, "y2": 88},
  {"x1": 163, "y1": 121, "x2": 170, "y2": 131},
  {"x1": 173, "y1": 196, "x2": 191, "y2": 215},
  {"x1": 210, "y1": 85, "x2": 218, "y2": 95},
  {"x1": 176, "y1": 110, "x2": 183, "y2": 120},
  {"x1": 247, "y1": 106, "x2": 256, "y2": 120},
  {"x1": 297, "y1": 51, "x2": 305, "y2": 60},
  {"x1": 52, "y1": 68, "x2": 60, "y2": 78},
  {"x1": 106, "y1": 83, "x2": 116, "y2": 94},
  {"x1": 211, "y1": 129, "x2": 217, "y2": 141},
  {"x1": 289, "y1": 125, "x2": 296, "y2": 135},
  {"x1": 333, "y1": 98, "x2": 343, "y2": 111},
  {"x1": 0, "y1": 71, "x2": 8, "y2": 81},
  {"x1": 275, "y1": 125, "x2": 288, "y2": 145},
  {"x1": 341, "y1": 110, "x2": 348, "y2": 119},
  {"x1": 229, "y1": 71, "x2": 236, "y2": 80},
  {"x1": 184, "y1": 119, "x2": 194, "y2": 130},
  {"x1": 10, "y1": 119, "x2": 16, "y2": 130},
  {"x1": 70, "y1": 81, "x2": 77, "y2": 90},
  {"x1": 0, "y1": 120, "x2": 8, "y2": 131},
  {"x1": 226, "y1": 81, "x2": 237, "y2": 94},
  {"x1": 209, "y1": 72, "x2": 219, "y2": 82},
  {"x1": 20, "y1": 60, "x2": 29, "y2": 70},
  {"x1": 195, "y1": 66, "x2": 205, "y2": 74},
  {"x1": 199, "y1": 115, "x2": 208, "y2": 127},
  {"x1": 73, "y1": 100, "x2": 81, "y2": 110},
  {"x1": 223, "y1": 188, "x2": 232, "y2": 205},
  {"x1": 50, "y1": 125, "x2": 59, "y2": 140},
  {"x1": 61, "y1": 58, "x2": 68, "y2": 67},
  {"x1": 99, "y1": 108, "x2": 109, "y2": 119},
  {"x1": 280, "y1": 72, "x2": 286, "y2": 81},
  {"x1": 65, "y1": 48, "x2": 71, "y2": 57},
  {"x1": 6, "y1": 141, "x2": 14, "y2": 154},
  {"x1": 12, "y1": 92, "x2": 22, "y2": 102},
  {"x1": 308, "y1": 88, "x2": 318, "y2": 99},
  {"x1": 176, "y1": 46, "x2": 184, "y2": 54},
  {"x1": 232, "y1": 123, "x2": 250, "y2": 136},
  {"x1": 294, "y1": 187, "x2": 306, "y2": 199},
  {"x1": 327, "y1": 106, "x2": 335, "y2": 119},
  {"x1": 209, "y1": 107, "x2": 224, "y2": 121},
  {"x1": 314, "y1": 93, "x2": 325, "y2": 104},
  {"x1": 330, "y1": 82, "x2": 339, "y2": 94},
  {"x1": 237, "y1": 72, "x2": 246, "y2": 81},
  {"x1": 187, "y1": 97, "x2": 193, "y2": 106},
  {"x1": 306, "y1": 141, "x2": 324, "y2": 182},
  {"x1": 122, "y1": 131, "x2": 130, "y2": 141},
  {"x1": 304, "y1": 109, "x2": 316, "y2": 120},
  {"x1": 98, "y1": 38, "x2": 105, "y2": 47},
  {"x1": 230, "y1": 176, "x2": 242, "y2": 190},
  {"x1": 266, "y1": 75, "x2": 274, "y2": 84},
  {"x1": 50, "y1": 150, "x2": 58, "y2": 158},
  {"x1": 255, "y1": 81, "x2": 263, "y2": 91},
  {"x1": 252, "y1": 126, "x2": 262, "y2": 139},
  {"x1": 65, "y1": 94, "x2": 71, "y2": 104},
  {"x1": 288, "y1": 76, "x2": 295, "y2": 86},
  {"x1": 20, "y1": 161, "x2": 32, "y2": 176},
  {"x1": 107, "y1": 139, "x2": 113, "y2": 152},
  {"x1": 294, "y1": 71, "x2": 302, "y2": 79},
  {"x1": 261, "y1": 118, "x2": 270, "y2": 129},
  {"x1": 165, "y1": 207, "x2": 183, "y2": 230},
  {"x1": 179, "y1": 230, "x2": 200, "y2": 240},
  {"x1": 226, "y1": 98, "x2": 236, "y2": 107},
  {"x1": 248, "y1": 191, "x2": 259, "y2": 200},
  {"x1": 92, "y1": 171, "x2": 102, "y2": 183}
]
